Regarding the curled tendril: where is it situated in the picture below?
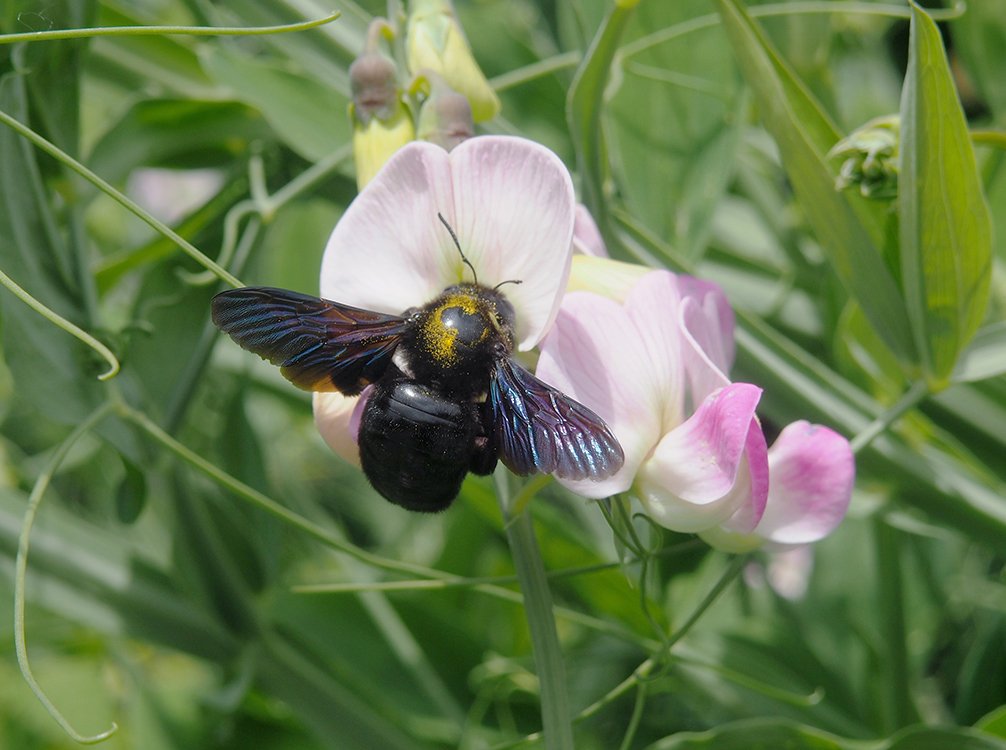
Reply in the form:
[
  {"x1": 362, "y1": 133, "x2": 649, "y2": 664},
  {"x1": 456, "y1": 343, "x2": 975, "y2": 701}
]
[
  {"x1": 0, "y1": 268, "x2": 120, "y2": 381},
  {"x1": 15, "y1": 403, "x2": 118, "y2": 743}
]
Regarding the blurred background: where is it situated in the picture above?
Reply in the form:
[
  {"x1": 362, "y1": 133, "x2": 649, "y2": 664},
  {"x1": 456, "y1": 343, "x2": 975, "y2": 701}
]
[{"x1": 1, "y1": 1, "x2": 1004, "y2": 748}]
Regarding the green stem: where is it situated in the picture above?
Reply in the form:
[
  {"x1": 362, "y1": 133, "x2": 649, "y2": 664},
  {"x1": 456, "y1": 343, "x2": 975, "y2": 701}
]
[
  {"x1": 0, "y1": 266, "x2": 119, "y2": 380},
  {"x1": 0, "y1": 109, "x2": 241, "y2": 288},
  {"x1": 849, "y1": 380, "x2": 929, "y2": 454},
  {"x1": 0, "y1": 13, "x2": 340, "y2": 44},
  {"x1": 14, "y1": 402, "x2": 118, "y2": 744},
  {"x1": 873, "y1": 517, "x2": 919, "y2": 730},
  {"x1": 616, "y1": 681, "x2": 647, "y2": 750},
  {"x1": 489, "y1": 51, "x2": 582, "y2": 92},
  {"x1": 497, "y1": 473, "x2": 574, "y2": 750},
  {"x1": 619, "y1": 1, "x2": 965, "y2": 61}
]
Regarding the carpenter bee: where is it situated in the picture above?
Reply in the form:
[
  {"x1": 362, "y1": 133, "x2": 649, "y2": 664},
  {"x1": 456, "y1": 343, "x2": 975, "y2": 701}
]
[{"x1": 211, "y1": 216, "x2": 624, "y2": 512}]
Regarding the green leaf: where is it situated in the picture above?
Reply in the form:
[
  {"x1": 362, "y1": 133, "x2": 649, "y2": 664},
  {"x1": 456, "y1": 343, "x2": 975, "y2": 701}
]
[
  {"x1": 952, "y1": 321, "x2": 1006, "y2": 383},
  {"x1": 567, "y1": 1, "x2": 637, "y2": 242},
  {"x1": 0, "y1": 75, "x2": 104, "y2": 424},
  {"x1": 201, "y1": 45, "x2": 351, "y2": 162},
  {"x1": 645, "y1": 718, "x2": 1006, "y2": 750},
  {"x1": 713, "y1": 0, "x2": 916, "y2": 365},
  {"x1": 608, "y1": 1, "x2": 743, "y2": 260},
  {"x1": 114, "y1": 455, "x2": 147, "y2": 524},
  {"x1": 977, "y1": 705, "x2": 1006, "y2": 738},
  {"x1": 899, "y1": 2, "x2": 993, "y2": 388},
  {"x1": 87, "y1": 99, "x2": 272, "y2": 185}
]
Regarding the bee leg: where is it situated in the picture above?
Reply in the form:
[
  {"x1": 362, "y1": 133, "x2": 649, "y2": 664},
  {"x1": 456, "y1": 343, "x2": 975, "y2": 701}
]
[{"x1": 469, "y1": 434, "x2": 498, "y2": 476}]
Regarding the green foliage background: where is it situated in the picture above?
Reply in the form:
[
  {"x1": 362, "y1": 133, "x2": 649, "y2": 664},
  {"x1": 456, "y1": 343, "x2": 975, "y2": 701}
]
[{"x1": 1, "y1": 0, "x2": 1005, "y2": 748}]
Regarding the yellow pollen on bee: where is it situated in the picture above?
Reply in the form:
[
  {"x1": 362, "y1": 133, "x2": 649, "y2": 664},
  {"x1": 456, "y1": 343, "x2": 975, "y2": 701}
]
[{"x1": 421, "y1": 292, "x2": 486, "y2": 364}]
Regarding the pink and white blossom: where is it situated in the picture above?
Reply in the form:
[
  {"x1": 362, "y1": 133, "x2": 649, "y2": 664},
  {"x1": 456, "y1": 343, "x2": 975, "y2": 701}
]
[{"x1": 536, "y1": 268, "x2": 854, "y2": 548}]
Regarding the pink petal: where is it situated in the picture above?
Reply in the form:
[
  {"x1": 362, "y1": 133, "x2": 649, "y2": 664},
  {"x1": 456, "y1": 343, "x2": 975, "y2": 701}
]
[
  {"x1": 320, "y1": 141, "x2": 457, "y2": 313},
  {"x1": 677, "y1": 276, "x2": 736, "y2": 372},
  {"x1": 572, "y1": 204, "x2": 608, "y2": 257},
  {"x1": 717, "y1": 416, "x2": 769, "y2": 534},
  {"x1": 536, "y1": 292, "x2": 664, "y2": 498},
  {"x1": 313, "y1": 392, "x2": 363, "y2": 467},
  {"x1": 755, "y1": 421, "x2": 854, "y2": 545},
  {"x1": 449, "y1": 136, "x2": 575, "y2": 349},
  {"x1": 636, "y1": 383, "x2": 763, "y2": 532}
]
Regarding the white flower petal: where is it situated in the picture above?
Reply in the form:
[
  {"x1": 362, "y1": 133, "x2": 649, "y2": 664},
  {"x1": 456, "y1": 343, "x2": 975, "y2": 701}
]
[
  {"x1": 320, "y1": 141, "x2": 457, "y2": 312},
  {"x1": 449, "y1": 136, "x2": 575, "y2": 349},
  {"x1": 313, "y1": 392, "x2": 364, "y2": 467},
  {"x1": 536, "y1": 292, "x2": 664, "y2": 498}
]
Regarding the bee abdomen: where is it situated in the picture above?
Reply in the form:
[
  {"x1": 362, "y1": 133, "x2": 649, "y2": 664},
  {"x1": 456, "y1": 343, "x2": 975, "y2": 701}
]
[{"x1": 359, "y1": 379, "x2": 484, "y2": 512}]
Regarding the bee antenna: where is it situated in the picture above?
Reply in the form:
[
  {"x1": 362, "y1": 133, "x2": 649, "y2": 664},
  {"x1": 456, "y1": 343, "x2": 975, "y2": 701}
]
[
  {"x1": 493, "y1": 279, "x2": 523, "y2": 291},
  {"x1": 438, "y1": 212, "x2": 478, "y2": 285}
]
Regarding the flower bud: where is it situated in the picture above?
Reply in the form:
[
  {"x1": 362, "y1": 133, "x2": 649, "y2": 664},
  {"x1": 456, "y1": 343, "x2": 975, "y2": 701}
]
[
  {"x1": 828, "y1": 115, "x2": 899, "y2": 200},
  {"x1": 406, "y1": 0, "x2": 500, "y2": 122},
  {"x1": 349, "y1": 37, "x2": 415, "y2": 189},
  {"x1": 416, "y1": 83, "x2": 474, "y2": 150},
  {"x1": 350, "y1": 53, "x2": 400, "y2": 124}
]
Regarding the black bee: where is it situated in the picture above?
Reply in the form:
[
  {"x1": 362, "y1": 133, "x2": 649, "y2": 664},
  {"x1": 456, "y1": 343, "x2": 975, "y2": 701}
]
[{"x1": 211, "y1": 217, "x2": 624, "y2": 511}]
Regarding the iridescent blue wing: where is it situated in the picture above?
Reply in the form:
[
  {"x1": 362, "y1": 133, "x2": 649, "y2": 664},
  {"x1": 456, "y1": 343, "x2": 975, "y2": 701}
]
[
  {"x1": 488, "y1": 358, "x2": 624, "y2": 481},
  {"x1": 211, "y1": 286, "x2": 407, "y2": 395}
]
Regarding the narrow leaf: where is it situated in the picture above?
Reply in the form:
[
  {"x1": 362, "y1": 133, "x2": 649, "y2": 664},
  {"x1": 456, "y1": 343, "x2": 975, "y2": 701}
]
[
  {"x1": 645, "y1": 717, "x2": 1006, "y2": 750},
  {"x1": 952, "y1": 321, "x2": 1006, "y2": 383},
  {"x1": 567, "y1": 1, "x2": 637, "y2": 243},
  {"x1": 899, "y1": 2, "x2": 993, "y2": 388},
  {"x1": 714, "y1": 0, "x2": 916, "y2": 365}
]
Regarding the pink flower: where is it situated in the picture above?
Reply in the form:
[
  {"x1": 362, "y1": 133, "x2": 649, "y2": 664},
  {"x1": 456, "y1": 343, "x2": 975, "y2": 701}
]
[
  {"x1": 313, "y1": 136, "x2": 577, "y2": 464},
  {"x1": 536, "y1": 269, "x2": 854, "y2": 548}
]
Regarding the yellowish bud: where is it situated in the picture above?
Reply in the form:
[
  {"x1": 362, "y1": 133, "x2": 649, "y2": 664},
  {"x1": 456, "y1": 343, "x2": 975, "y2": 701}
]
[
  {"x1": 567, "y1": 255, "x2": 650, "y2": 303},
  {"x1": 406, "y1": 0, "x2": 501, "y2": 122},
  {"x1": 352, "y1": 105, "x2": 415, "y2": 190}
]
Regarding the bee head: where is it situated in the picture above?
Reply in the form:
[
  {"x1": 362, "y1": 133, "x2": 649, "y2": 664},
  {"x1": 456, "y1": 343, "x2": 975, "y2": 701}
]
[{"x1": 417, "y1": 284, "x2": 515, "y2": 371}]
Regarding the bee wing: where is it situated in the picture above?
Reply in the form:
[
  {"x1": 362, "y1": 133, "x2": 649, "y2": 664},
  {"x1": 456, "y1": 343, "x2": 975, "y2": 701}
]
[
  {"x1": 488, "y1": 358, "x2": 624, "y2": 481},
  {"x1": 211, "y1": 286, "x2": 407, "y2": 395}
]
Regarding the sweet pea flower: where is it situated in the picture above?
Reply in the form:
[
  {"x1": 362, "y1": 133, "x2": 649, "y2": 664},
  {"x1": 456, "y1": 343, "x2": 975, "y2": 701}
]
[
  {"x1": 313, "y1": 135, "x2": 576, "y2": 464},
  {"x1": 536, "y1": 267, "x2": 854, "y2": 549}
]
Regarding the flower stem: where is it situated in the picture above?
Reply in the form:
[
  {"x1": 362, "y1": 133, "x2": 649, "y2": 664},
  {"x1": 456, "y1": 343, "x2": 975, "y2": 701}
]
[
  {"x1": 496, "y1": 473, "x2": 574, "y2": 750},
  {"x1": 0, "y1": 12, "x2": 340, "y2": 44}
]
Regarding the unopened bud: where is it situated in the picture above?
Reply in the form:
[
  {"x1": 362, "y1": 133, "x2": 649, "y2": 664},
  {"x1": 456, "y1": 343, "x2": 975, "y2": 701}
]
[
  {"x1": 406, "y1": 0, "x2": 500, "y2": 122},
  {"x1": 417, "y1": 86, "x2": 474, "y2": 150},
  {"x1": 350, "y1": 53, "x2": 400, "y2": 124},
  {"x1": 829, "y1": 115, "x2": 900, "y2": 200}
]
